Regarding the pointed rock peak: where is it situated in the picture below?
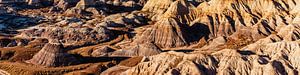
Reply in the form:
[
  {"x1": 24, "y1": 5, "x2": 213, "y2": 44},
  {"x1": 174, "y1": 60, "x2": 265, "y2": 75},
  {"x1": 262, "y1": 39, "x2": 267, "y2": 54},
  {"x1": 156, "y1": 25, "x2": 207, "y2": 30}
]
[
  {"x1": 142, "y1": 0, "x2": 176, "y2": 13},
  {"x1": 76, "y1": 0, "x2": 96, "y2": 9},
  {"x1": 141, "y1": 0, "x2": 177, "y2": 20},
  {"x1": 163, "y1": 0, "x2": 194, "y2": 17},
  {"x1": 163, "y1": 0, "x2": 198, "y2": 24}
]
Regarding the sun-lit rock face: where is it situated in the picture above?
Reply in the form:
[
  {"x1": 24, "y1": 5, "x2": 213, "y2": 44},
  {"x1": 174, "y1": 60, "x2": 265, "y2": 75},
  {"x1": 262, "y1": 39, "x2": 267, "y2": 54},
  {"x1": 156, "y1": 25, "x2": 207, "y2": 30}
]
[
  {"x1": 141, "y1": 0, "x2": 198, "y2": 22},
  {"x1": 163, "y1": 0, "x2": 198, "y2": 24},
  {"x1": 189, "y1": 0, "x2": 300, "y2": 51},
  {"x1": 193, "y1": 0, "x2": 300, "y2": 40},
  {"x1": 141, "y1": 0, "x2": 176, "y2": 20}
]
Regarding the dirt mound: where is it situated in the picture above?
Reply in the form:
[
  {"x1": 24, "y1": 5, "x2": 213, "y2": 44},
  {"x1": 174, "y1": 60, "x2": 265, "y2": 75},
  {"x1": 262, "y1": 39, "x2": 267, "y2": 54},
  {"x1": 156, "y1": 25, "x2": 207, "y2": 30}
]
[{"x1": 26, "y1": 43, "x2": 78, "y2": 67}]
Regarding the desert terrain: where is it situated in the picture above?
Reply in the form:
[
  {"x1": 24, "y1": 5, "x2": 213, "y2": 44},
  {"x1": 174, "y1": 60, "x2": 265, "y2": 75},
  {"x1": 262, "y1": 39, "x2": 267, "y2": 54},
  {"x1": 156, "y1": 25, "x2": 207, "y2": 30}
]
[{"x1": 1, "y1": 0, "x2": 300, "y2": 75}]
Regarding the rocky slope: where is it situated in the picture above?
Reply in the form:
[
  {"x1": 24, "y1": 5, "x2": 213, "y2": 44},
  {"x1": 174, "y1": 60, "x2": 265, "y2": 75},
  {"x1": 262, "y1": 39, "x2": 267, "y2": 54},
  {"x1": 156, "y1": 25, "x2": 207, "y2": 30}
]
[{"x1": 102, "y1": 0, "x2": 300, "y2": 75}]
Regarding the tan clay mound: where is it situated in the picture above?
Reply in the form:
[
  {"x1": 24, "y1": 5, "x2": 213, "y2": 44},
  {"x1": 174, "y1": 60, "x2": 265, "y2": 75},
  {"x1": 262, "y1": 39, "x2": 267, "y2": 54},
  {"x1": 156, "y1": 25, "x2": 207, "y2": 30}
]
[
  {"x1": 134, "y1": 17, "x2": 190, "y2": 48},
  {"x1": 26, "y1": 43, "x2": 79, "y2": 67}
]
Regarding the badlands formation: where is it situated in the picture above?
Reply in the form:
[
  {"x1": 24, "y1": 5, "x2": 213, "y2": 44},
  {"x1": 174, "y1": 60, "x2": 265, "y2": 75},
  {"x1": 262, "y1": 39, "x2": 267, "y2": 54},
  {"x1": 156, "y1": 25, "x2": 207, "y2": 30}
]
[{"x1": 1, "y1": 0, "x2": 300, "y2": 75}]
